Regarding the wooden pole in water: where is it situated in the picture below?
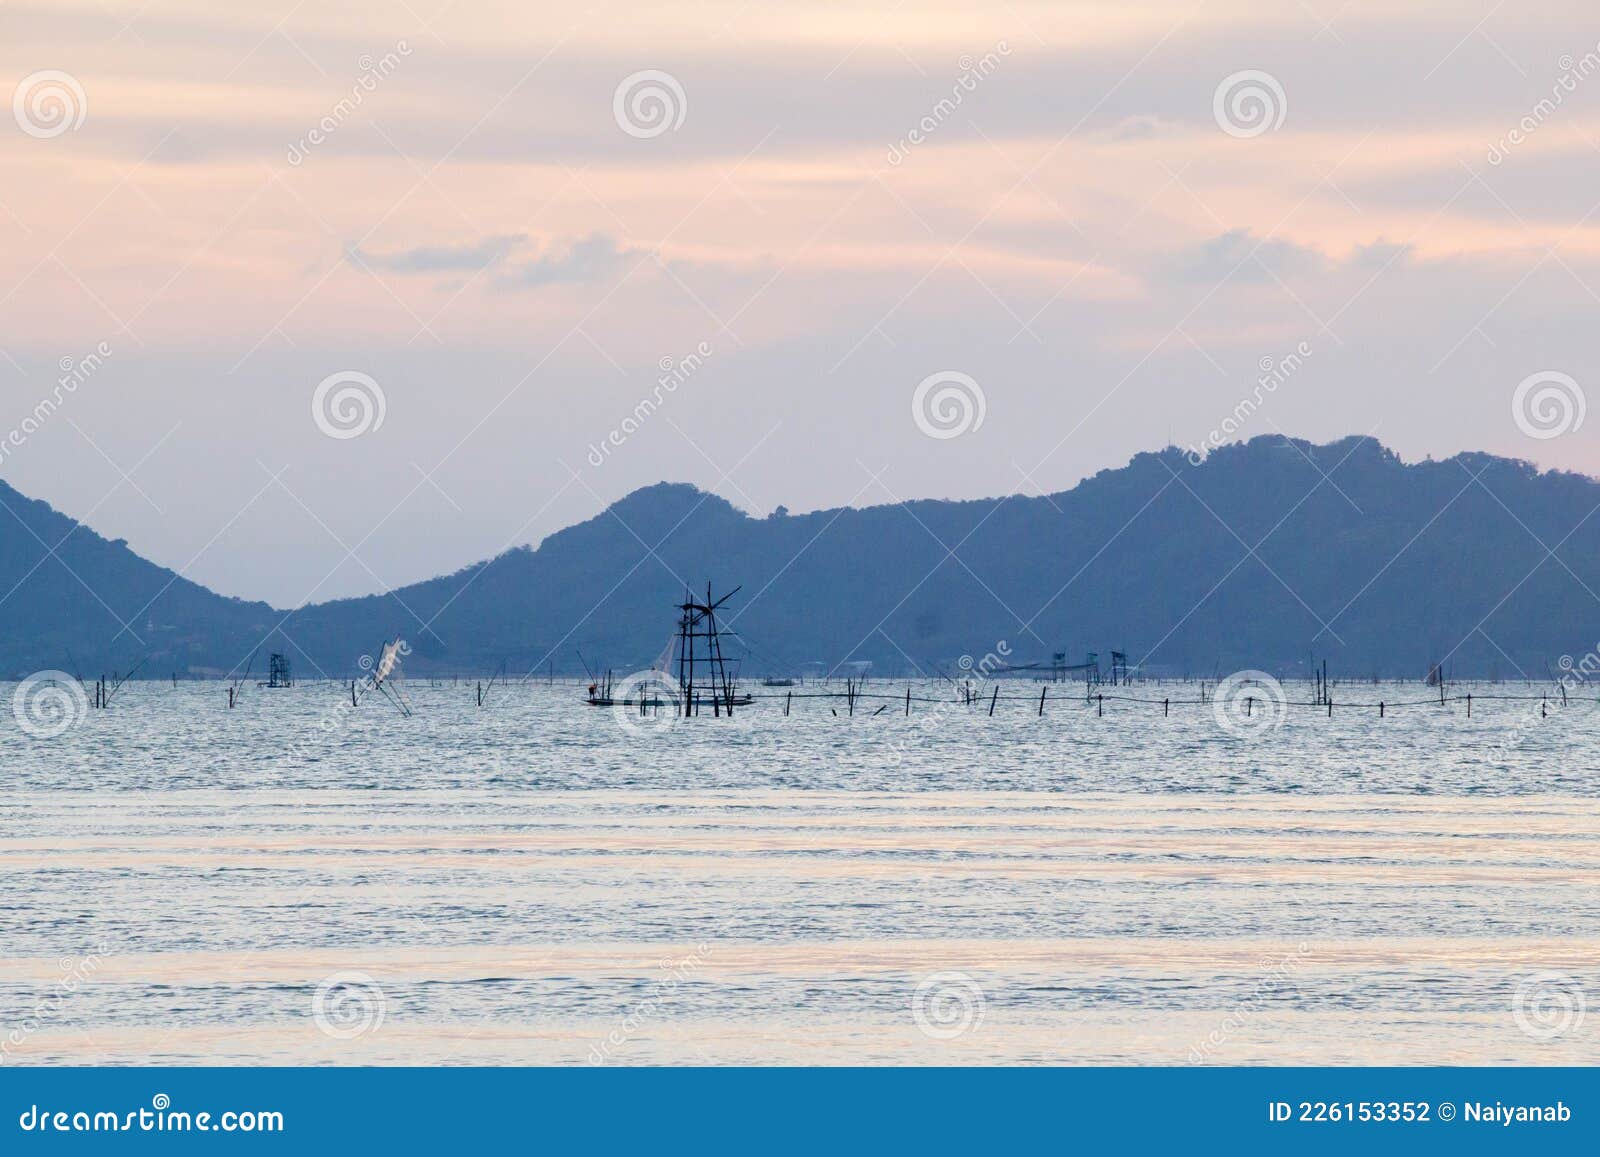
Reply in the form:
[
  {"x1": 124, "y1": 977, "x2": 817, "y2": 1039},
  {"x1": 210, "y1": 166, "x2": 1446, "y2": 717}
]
[
  {"x1": 785, "y1": 692, "x2": 791, "y2": 716},
  {"x1": 1467, "y1": 694, "x2": 1471, "y2": 717},
  {"x1": 906, "y1": 686, "x2": 911, "y2": 717},
  {"x1": 1163, "y1": 698, "x2": 1169, "y2": 717},
  {"x1": 1097, "y1": 693, "x2": 1103, "y2": 717},
  {"x1": 988, "y1": 685, "x2": 998, "y2": 716},
  {"x1": 351, "y1": 680, "x2": 357, "y2": 706},
  {"x1": 1038, "y1": 686, "x2": 1047, "y2": 716},
  {"x1": 1380, "y1": 701, "x2": 1385, "y2": 718}
]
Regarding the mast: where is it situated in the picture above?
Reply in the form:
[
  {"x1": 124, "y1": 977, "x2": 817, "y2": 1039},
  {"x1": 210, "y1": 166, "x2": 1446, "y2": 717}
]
[
  {"x1": 673, "y1": 583, "x2": 742, "y2": 719},
  {"x1": 678, "y1": 590, "x2": 694, "y2": 716}
]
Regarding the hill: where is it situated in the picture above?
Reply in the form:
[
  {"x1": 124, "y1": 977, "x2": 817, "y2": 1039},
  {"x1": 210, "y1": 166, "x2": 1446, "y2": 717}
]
[{"x1": 4, "y1": 436, "x2": 1597, "y2": 680}]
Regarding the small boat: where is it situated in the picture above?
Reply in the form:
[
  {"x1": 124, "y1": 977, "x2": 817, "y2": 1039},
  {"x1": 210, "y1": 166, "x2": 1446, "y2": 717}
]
[{"x1": 584, "y1": 671, "x2": 675, "y2": 708}]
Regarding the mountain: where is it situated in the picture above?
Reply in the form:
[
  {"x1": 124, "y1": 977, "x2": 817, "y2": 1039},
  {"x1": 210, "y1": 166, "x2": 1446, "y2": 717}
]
[
  {"x1": 5, "y1": 435, "x2": 1599, "y2": 680},
  {"x1": 0, "y1": 478, "x2": 276, "y2": 678}
]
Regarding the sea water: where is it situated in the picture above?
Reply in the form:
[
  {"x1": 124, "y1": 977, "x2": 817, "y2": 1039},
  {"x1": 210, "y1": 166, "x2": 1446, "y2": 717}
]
[{"x1": 1, "y1": 679, "x2": 1596, "y2": 1065}]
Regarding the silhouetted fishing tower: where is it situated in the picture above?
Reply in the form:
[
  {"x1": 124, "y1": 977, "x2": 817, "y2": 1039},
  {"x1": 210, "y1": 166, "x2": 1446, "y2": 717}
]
[
  {"x1": 265, "y1": 652, "x2": 292, "y2": 688},
  {"x1": 676, "y1": 583, "x2": 751, "y2": 717}
]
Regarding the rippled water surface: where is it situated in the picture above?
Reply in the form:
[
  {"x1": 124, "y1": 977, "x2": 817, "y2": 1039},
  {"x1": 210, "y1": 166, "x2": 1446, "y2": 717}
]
[{"x1": 2, "y1": 679, "x2": 1597, "y2": 1065}]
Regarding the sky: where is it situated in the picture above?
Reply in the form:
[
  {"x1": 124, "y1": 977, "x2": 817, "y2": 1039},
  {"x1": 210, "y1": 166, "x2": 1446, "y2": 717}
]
[{"x1": 1, "y1": 0, "x2": 1598, "y2": 606}]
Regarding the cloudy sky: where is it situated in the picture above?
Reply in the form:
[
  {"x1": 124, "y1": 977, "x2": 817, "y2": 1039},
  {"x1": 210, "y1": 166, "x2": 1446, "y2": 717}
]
[{"x1": 1, "y1": 1, "x2": 1598, "y2": 605}]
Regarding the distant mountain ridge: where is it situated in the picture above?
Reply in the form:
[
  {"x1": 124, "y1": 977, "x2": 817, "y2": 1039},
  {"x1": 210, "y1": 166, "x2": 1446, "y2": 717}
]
[{"x1": 4, "y1": 435, "x2": 1598, "y2": 680}]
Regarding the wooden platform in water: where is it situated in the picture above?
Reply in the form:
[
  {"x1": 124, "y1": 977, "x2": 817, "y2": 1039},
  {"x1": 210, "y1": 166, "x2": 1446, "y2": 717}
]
[{"x1": 584, "y1": 694, "x2": 753, "y2": 708}]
